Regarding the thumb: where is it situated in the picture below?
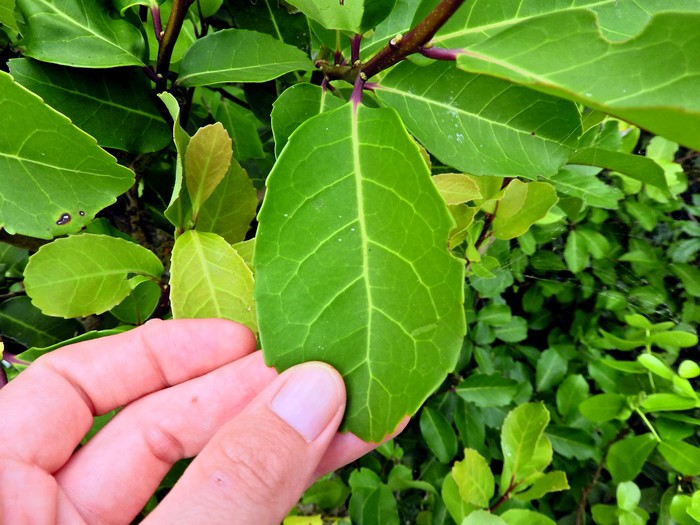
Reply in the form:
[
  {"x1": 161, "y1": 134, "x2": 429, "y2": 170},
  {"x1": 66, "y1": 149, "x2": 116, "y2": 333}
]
[{"x1": 146, "y1": 362, "x2": 346, "y2": 525}]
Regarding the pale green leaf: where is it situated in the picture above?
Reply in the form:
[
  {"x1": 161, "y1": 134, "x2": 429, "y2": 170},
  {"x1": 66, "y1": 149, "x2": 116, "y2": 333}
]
[
  {"x1": 493, "y1": 315, "x2": 528, "y2": 343},
  {"x1": 564, "y1": 230, "x2": 589, "y2": 273},
  {"x1": 178, "y1": 29, "x2": 313, "y2": 87},
  {"x1": 452, "y1": 448, "x2": 494, "y2": 508},
  {"x1": 456, "y1": 374, "x2": 518, "y2": 408},
  {"x1": 637, "y1": 353, "x2": 674, "y2": 380},
  {"x1": 642, "y1": 393, "x2": 697, "y2": 412},
  {"x1": 376, "y1": 61, "x2": 581, "y2": 178},
  {"x1": 570, "y1": 147, "x2": 667, "y2": 190},
  {"x1": 255, "y1": 104, "x2": 466, "y2": 442},
  {"x1": 113, "y1": 0, "x2": 160, "y2": 15},
  {"x1": 24, "y1": 234, "x2": 163, "y2": 318},
  {"x1": 476, "y1": 304, "x2": 511, "y2": 327},
  {"x1": 579, "y1": 393, "x2": 628, "y2": 422},
  {"x1": 185, "y1": 123, "x2": 232, "y2": 218},
  {"x1": 0, "y1": 71, "x2": 135, "y2": 239},
  {"x1": 501, "y1": 402, "x2": 550, "y2": 484},
  {"x1": 195, "y1": 157, "x2": 258, "y2": 245},
  {"x1": 606, "y1": 434, "x2": 657, "y2": 483},
  {"x1": 671, "y1": 264, "x2": 700, "y2": 298},
  {"x1": 536, "y1": 348, "x2": 568, "y2": 392},
  {"x1": 679, "y1": 360, "x2": 700, "y2": 379},
  {"x1": 9, "y1": 58, "x2": 170, "y2": 153},
  {"x1": 457, "y1": 11, "x2": 700, "y2": 150},
  {"x1": 550, "y1": 166, "x2": 624, "y2": 210},
  {"x1": 420, "y1": 407, "x2": 458, "y2": 464},
  {"x1": 232, "y1": 238, "x2": 255, "y2": 271},
  {"x1": 0, "y1": 0, "x2": 18, "y2": 33},
  {"x1": 271, "y1": 83, "x2": 345, "y2": 157},
  {"x1": 650, "y1": 330, "x2": 699, "y2": 348},
  {"x1": 285, "y1": 0, "x2": 396, "y2": 32},
  {"x1": 501, "y1": 509, "x2": 557, "y2": 525},
  {"x1": 463, "y1": 510, "x2": 508, "y2": 525},
  {"x1": 513, "y1": 471, "x2": 569, "y2": 502},
  {"x1": 432, "y1": 174, "x2": 482, "y2": 205},
  {"x1": 169, "y1": 230, "x2": 256, "y2": 333},
  {"x1": 0, "y1": 296, "x2": 82, "y2": 347},
  {"x1": 492, "y1": 180, "x2": 558, "y2": 240},
  {"x1": 618, "y1": 481, "x2": 641, "y2": 512},
  {"x1": 16, "y1": 0, "x2": 146, "y2": 67}
]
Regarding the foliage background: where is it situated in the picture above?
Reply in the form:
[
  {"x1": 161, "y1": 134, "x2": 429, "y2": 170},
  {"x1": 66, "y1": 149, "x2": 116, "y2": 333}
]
[{"x1": 1, "y1": 0, "x2": 699, "y2": 523}]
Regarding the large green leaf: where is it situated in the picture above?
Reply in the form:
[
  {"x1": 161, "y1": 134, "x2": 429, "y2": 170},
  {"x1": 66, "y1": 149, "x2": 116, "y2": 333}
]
[
  {"x1": 177, "y1": 29, "x2": 313, "y2": 87},
  {"x1": 285, "y1": 0, "x2": 396, "y2": 33},
  {"x1": 255, "y1": 104, "x2": 466, "y2": 442},
  {"x1": 9, "y1": 59, "x2": 170, "y2": 153},
  {"x1": 423, "y1": 0, "x2": 700, "y2": 48},
  {"x1": 0, "y1": 296, "x2": 82, "y2": 347},
  {"x1": 456, "y1": 11, "x2": 700, "y2": 150},
  {"x1": 375, "y1": 61, "x2": 581, "y2": 178},
  {"x1": 271, "y1": 83, "x2": 345, "y2": 157},
  {"x1": 230, "y1": 0, "x2": 310, "y2": 53},
  {"x1": 0, "y1": 0, "x2": 18, "y2": 33},
  {"x1": 569, "y1": 147, "x2": 667, "y2": 190},
  {"x1": 15, "y1": 0, "x2": 146, "y2": 67},
  {"x1": 24, "y1": 234, "x2": 163, "y2": 318},
  {"x1": 169, "y1": 230, "x2": 256, "y2": 333},
  {"x1": 0, "y1": 71, "x2": 135, "y2": 239}
]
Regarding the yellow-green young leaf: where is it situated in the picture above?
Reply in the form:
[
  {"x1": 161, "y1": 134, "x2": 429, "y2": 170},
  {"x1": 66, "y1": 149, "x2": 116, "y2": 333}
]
[
  {"x1": 232, "y1": 238, "x2": 255, "y2": 272},
  {"x1": 637, "y1": 353, "x2": 674, "y2": 380},
  {"x1": 24, "y1": 234, "x2": 163, "y2": 318},
  {"x1": 650, "y1": 330, "x2": 699, "y2": 348},
  {"x1": 195, "y1": 157, "x2": 258, "y2": 244},
  {"x1": 501, "y1": 509, "x2": 556, "y2": 525},
  {"x1": 492, "y1": 180, "x2": 558, "y2": 240},
  {"x1": 463, "y1": 510, "x2": 508, "y2": 525},
  {"x1": 564, "y1": 230, "x2": 589, "y2": 274},
  {"x1": 283, "y1": 516, "x2": 323, "y2": 525},
  {"x1": 642, "y1": 393, "x2": 698, "y2": 412},
  {"x1": 185, "y1": 122, "x2": 233, "y2": 218},
  {"x1": 109, "y1": 278, "x2": 161, "y2": 325},
  {"x1": 0, "y1": 71, "x2": 135, "y2": 239},
  {"x1": 513, "y1": 471, "x2": 569, "y2": 502},
  {"x1": 452, "y1": 448, "x2": 495, "y2": 508},
  {"x1": 432, "y1": 174, "x2": 482, "y2": 205},
  {"x1": 441, "y1": 473, "x2": 478, "y2": 524},
  {"x1": 169, "y1": 230, "x2": 256, "y2": 333},
  {"x1": 500, "y1": 403, "x2": 550, "y2": 486},
  {"x1": 255, "y1": 104, "x2": 466, "y2": 442},
  {"x1": 456, "y1": 11, "x2": 700, "y2": 150},
  {"x1": 679, "y1": 360, "x2": 700, "y2": 379}
]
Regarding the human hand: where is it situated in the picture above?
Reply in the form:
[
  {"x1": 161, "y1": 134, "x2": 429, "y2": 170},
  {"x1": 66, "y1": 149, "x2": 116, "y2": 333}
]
[{"x1": 0, "y1": 319, "x2": 403, "y2": 524}]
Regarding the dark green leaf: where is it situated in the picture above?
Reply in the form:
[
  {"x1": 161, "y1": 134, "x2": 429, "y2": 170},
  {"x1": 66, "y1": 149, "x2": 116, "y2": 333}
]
[
  {"x1": 546, "y1": 426, "x2": 599, "y2": 461},
  {"x1": 178, "y1": 29, "x2": 313, "y2": 87},
  {"x1": 606, "y1": 434, "x2": 657, "y2": 483},
  {"x1": 0, "y1": 71, "x2": 135, "y2": 239},
  {"x1": 375, "y1": 61, "x2": 581, "y2": 178},
  {"x1": 579, "y1": 393, "x2": 628, "y2": 422},
  {"x1": 213, "y1": 96, "x2": 265, "y2": 161},
  {"x1": 493, "y1": 316, "x2": 528, "y2": 343},
  {"x1": 348, "y1": 469, "x2": 400, "y2": 525},
  {"x1": 564, "y1": 230, "x2": 588, "y2": 273},
  {"x1": 536, "y1": 348, "x2": 568, "y2": 392},
  {"x1": 0, "y1": 296, "x2": 82, "y2": 347},
  {"x1": 16, "y1": 0, "x2": 146, "y2": 67},
  {"x1": 9, "y1": 59, "x2": 170, "y2": 153},
  {"x1": 109, "y1": 279, "x2": 161, "y2": 325},
  {"x1": 550, "y1": 166, "x2": 624, "y2": 209},
  {"x1": 456, "y1": 374, "x2": 518, "y2": 408},
  {"x1": 556, "y1": 374, "x2": 590, "y2": 418},
  {"x1": 419, "y1": 407, "x2": 458, "y2": 464},
  {"x1": 671, "y1": 263, "x2": 700, "y2": 298},
  {"x1": 569, "y1": 147, "x2": 667, "y2": 191},
  {"x1": 255, "y1": 104, "x2": 465, "y2": 442}
]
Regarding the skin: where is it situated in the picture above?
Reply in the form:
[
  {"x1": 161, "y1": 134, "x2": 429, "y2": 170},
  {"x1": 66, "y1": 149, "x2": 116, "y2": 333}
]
[{"x1": 0, "y1": 318, "x2": 405, "y2": 524}]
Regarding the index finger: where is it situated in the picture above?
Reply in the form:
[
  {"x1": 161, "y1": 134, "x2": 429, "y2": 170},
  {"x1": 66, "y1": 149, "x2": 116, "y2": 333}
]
[{"x1": 0, "y1": 318, "x2": 256, "y2": 472}]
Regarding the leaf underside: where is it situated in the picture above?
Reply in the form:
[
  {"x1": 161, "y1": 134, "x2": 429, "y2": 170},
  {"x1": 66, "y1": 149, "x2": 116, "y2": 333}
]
[{"x1": 255, "y1": 103, "x2": 466, "y2": 442}]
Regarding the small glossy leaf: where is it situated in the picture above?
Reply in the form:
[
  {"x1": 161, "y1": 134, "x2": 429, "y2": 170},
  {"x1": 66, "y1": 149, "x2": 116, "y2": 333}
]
[
  {"x1": 375, "y1": 61, "x2": 581, "y2": 179},
  {"x1": 546, "y1": 426, "x2": 598, "y2": 461},
  {"x1": 0, "y1": 296, "x2": 82, "y2": 347},
  {"x1": 452, "y1": 448, "x2": 494, "y2": 508},
  {"x1": 302, "y1": 478, "x2": 351, "y2": 511},
  {"x1": 109, "y1": 279, "x2": 161, "y2": 325},
  {"x1": 679, "y1": 360, "x2": 700, "y2": 379},
  {"x1": 550, "y1": 166, "x2": 624, "y2": 210},
  {"x1": 16, "y1": 0, "x2": 146, "y2": 67},
  {"x1": 169, "y1": 230, "x2": 256, "y2": 333},
  {"x1": 659, "y1": 441, "x2": 700, "y2": 476},
  {"x1": 271, "y1": 83, "x2": 345, "y2": 157},
  {"x1": 570, "y1": 147, "x2": 667, "y2": 190},
  {"x1": 501, "y1": 402, "x2": 550, "y2": 484},
  {"x1": 195, "y1": 157, "x2": 258, "y2": 245},
  {"x1": 493, "y1": 316, "x2": 528, "y2": 343},
  {"x1": 286, "y1": 0, "x2": 396, "y2": 32},
  {"x1": 419, "y1": 407, "x2": 458, "y2": 464},
  {"x1": 348, "y1": 469, "x2": 399, "y2": 525},
  {"x1": 637, "y1": 354, "x2": 674, "y2": 380},
  {"x1": 476, "y1": 304, "x2": 511, "y2": 327},
  {"x1": 650, "y1": 331, "x2": 699, "y2": 348},
  {"x1": 606, "y1": 434, "x2": 657, "y2": 483},
  {"x1": 185, "y1": 123, "x2": 232, "y2": 218},
  {"x1": 255, "y1": 104, "x2": 465, "y2": 442},
  {"x1": 564, "y1": 230, "x2": 589, "y2": 273},
  {"x1": 501, "y1": 509, "x2": 556, "y2": 525},
  {"x1": 617, "y1": 481, "x2": 641, "y2": 512},
  {"x1": 642, "y1": 393, "x2": 697, "y2": 412},
  {"x1": 536, "y1": 348, "x2": 568, "y2": 392},
  {"x1": 456, "y1": 374, "x2": 518, "y2": 408},
  {"x1": 599, "y1": 329, "x2": 644, "y2": 351},
  {"x1": 386, "y1": 464, "x2": 436, "y2": 494},
  {"x1": 9, "y1": 59, "x2": 170, "y2": 153},
  {"x1": 579, "y1": 393, "x2": 628, "y2": 422},
  {"x1": 556, "y1": 374, "x2": 590, "y2": 418},
  {"x1": 178, "y1": 29, "x2": 313, "y2": 87},
  {"x1": 513, "y1": 471, "x2": 569, "y2": 502},
  {"x1": 0, "y1": 71, "x2": 135, "y2": 239},
  {"x1": 457, "y1": 11, "x2": 700, "y2": 150},
  {"x1": 213, "y1": 96, "x2": 265, "y2": 161},
  {"x1": 625, "y1": 314, "x2": 652, "y2": 329},
  {"x1": 670, "y1": 495, "x2": 697, "y2": 525},
  {"x1": 0, "y1": 0, "x2": 18, "y2": 33},
  {"x1": 432, "y1": 174, "x2": 482, "y2": 205},
  {"x1": 492, "y1": 180, "x2": 558, "y2": 240},
  {"x1": 24, "y1": 234, "x2": 163, "y2": 318}
]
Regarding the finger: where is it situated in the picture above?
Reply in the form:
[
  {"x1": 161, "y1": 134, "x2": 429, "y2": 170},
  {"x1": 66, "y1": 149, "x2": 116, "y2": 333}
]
[
  {"x1": 146, "y1": 362, "x2": 346, "y2": 525},
  {"x1": 0, "y1": 318, "x2": 256, "y2": 472},
  {"x1": 54, "y1": 351, "x2": 277, "y2": 525}
]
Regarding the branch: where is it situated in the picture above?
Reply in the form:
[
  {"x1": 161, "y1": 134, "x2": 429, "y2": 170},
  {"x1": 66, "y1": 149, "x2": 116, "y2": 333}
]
[
  {"x1": 156, "y1": 0, "x2": 194, "y2": 88},
  {"x1": 0, "y1": 230, "x2": 49, "y2": 252},
  {"x1": 360, "y1": 0, "x2": 465, "y2": 80}
]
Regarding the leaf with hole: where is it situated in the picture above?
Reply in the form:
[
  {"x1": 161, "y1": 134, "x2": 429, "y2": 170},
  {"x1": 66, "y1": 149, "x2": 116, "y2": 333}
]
[{"x1": 255, "y1": 103, "x2": 465, "y2": 442}]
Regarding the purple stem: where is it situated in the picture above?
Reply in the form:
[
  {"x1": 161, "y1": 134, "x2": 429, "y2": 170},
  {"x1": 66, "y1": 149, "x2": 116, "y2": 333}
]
[
  {"x1": 334, "y1": 49, "x2": 344, "y2": 66},
  {"x1": 350, "y1": 71, "x2": 365, "y2": 108},
  {"x1": 151, "y1": 5, "x2": 163, "y2": 42},
  {"x1": 351, "y1": 33, "x2": 362, "y2": 64},
  {"x1": 419, "y1": 46, "x2": 464, "y2": 60}
]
